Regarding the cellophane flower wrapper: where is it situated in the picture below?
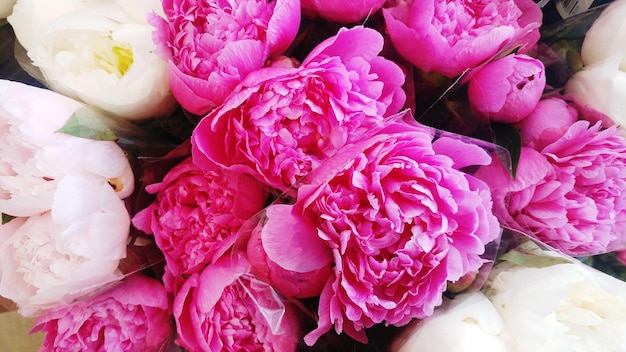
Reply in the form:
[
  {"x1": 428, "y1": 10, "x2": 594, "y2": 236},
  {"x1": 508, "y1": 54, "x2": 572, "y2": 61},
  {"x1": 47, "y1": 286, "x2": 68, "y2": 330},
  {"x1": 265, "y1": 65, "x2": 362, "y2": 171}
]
[{"x1": 228, "y1": 111, "x2": 510, "y2": 351}]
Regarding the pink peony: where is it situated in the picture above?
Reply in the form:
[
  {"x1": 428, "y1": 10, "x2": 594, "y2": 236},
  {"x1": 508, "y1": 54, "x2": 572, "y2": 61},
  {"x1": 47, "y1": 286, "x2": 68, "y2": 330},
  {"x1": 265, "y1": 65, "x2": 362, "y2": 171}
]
[
  {"x1": 475, "y1": 147, "x2": 575, "y2": 245},
  {"x1": 150, "y1": 0, "x2": 301, "y2": 115},
  {"x1": 256, "y1": 120, "x2": 500, "y2": 344},
  {"x1": 192, "y1": 26, "x2": 406, "y2": 191},
  {"x1": 477, "y1": 120, "x2": 626, "y2": 255},
  {"x1": 300, "y1": 0, "x2": 386, "y2": 23},
  {"x1": 468, "y1": 54, "x2": 546, "y2": 123},
  {"x1": 173, "y1": 255, "x2": 301, "y2": 352},
  {"x1": 541, "y1": 121, "x2": 626, "y2": 254},
  {"x1": 246, "y1": 204, "x2": 333, "y2": 299},
  {"x1": 132, "y1": 157, "x2": 269, "y2": 280},
  {"x1": 383, "y1": 0, "x2": 542, "y2": 78},
  {"x1": 31, "y1": 274, "x2": 173, "y2": 352},
  {"x1": 517, "y1": 97, "x2": 578, "y2": 150}
]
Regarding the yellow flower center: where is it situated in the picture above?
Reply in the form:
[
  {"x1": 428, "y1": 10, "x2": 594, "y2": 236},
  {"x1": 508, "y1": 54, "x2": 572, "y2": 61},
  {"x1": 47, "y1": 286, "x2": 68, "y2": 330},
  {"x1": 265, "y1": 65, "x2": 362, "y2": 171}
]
[{"x1": 95, "y1": 42, "x2": 134, "y2": 78}]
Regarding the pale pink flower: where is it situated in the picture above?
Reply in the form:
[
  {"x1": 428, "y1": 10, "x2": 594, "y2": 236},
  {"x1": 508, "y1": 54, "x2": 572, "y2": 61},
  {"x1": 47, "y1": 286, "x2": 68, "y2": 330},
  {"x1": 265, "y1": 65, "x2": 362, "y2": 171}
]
[
  {"x1": 259, "y1": 120, "x2": 500, "y2": 345},
  {"x1": 0, "y1": 80, "x2": 133, "y2": 316},
  {"x1": 383, "y1": 0, "x2": 542, "y2": 77},
  {"x1": 468, "y1": 54, "x2": 546, "y2": 123},
  {"x1": 192, "y1": 26, "x2": 406, "y2": 191},
  {"x1": 173, "y1": 255, "x2": 300, "y2": 352},
  {"x1": 132, "y1": 157, "x2": 269, "y2": 280},
  {"x1": 150, "y1": 0, "x2": 301, "y2": 115},
  {"x1": 300, "y1": 0, "x2": 386, "y2": 23},
  {"x1": 31, "y1": 274, "x2": 173, "y2": 352}
]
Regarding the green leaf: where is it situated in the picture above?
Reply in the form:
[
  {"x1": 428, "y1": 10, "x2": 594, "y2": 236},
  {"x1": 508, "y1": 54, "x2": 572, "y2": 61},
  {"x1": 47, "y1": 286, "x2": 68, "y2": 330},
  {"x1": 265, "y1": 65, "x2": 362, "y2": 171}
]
[
  {"x1": 490, "y1": 122, "x2": 521, "y2": 177},
  {"x1": 56, "y1": 108, "x2": 118, "y2": 141},
  {"x1": 2, "y1": 213, "x2": 16, "y2": 225},
  {"x1": 499, "y1": 240, "x2": 571, "y2": 268}
]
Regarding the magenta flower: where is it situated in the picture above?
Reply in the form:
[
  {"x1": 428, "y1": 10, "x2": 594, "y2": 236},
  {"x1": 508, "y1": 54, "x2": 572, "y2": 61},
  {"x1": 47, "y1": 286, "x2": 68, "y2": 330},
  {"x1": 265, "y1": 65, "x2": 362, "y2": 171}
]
[
  {"x1": 300, "y1": 0, "x2": 386, "y2": 23},
  {"x1": 246, "y1": 205, "x2": 333, "y2": 299},
  {"x1": 477, "y1": 119, "x2": 626, "y2": 255},
  {"x1": 192, "y1": 26, "x2": 406, "y2": 191},
  {"x1": 383, "y1": 0, "x2": 542, "y2": 77},
  {"x1": 173, "y1": 255, "x2": 301, "y2": 352},
  {"x1": 468, "y1": 54, "x2": 546, "y2": 123},
  {"x1": 475, "y1": 147, "x2": 575, "y2": 245},
  {"x1": 132, "y1": 157, "x2": 269, "y2": 280},
  {"x1": 258, "y1": 121, "x2": 500, "y2": 344},
  {"x1": 150, "y1": 0, "x2": 301, "y2": 115},
  {"x1": 541, "y1": 121, "x2": 626, "y2": 254},
  {"x1": 31, "y1": 274, "x2": 172, "y2": 352},
  {"x1": 518, "y1": 97, "x2": 578, "y2": 150}
]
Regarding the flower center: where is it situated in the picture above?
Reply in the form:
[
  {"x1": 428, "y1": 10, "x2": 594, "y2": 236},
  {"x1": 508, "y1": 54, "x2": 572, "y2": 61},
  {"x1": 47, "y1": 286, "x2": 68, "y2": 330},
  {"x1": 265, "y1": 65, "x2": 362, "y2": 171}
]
[
  {"x1": 94, "y1": 41, "x2": 134, "y2": 78},
  {"x1": 47, "y1": 31, "x2": 135, "y2": 79}
]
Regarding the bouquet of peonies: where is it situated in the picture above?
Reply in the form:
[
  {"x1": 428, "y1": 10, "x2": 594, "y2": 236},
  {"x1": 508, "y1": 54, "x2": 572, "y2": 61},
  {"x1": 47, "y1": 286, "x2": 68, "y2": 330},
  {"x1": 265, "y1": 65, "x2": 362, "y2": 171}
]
[{"x1": 1, "y1": 0, "x2": 626, "y2": 351}]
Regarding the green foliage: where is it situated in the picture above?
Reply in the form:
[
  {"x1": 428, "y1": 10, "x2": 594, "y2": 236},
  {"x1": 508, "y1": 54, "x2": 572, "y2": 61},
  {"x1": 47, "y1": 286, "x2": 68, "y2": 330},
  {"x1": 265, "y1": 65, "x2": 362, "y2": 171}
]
[{"x1": 56, "y1": 108, "x2": 118, "y2": 141}]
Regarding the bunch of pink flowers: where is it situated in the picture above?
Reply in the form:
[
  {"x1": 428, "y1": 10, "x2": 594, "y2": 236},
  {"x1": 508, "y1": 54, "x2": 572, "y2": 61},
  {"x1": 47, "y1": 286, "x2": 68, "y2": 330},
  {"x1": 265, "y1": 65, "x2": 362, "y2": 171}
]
[{"x1": 2, "y1": 0, "x2": 626, "y2": 351}]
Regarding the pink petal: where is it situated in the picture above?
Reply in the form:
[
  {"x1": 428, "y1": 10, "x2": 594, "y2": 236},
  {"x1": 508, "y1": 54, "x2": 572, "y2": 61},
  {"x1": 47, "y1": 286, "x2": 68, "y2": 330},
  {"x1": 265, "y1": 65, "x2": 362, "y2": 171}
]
[
  {"x1": 432, "y1": 136, "x2": 493, "y2": 169},
  {"x1": 261, "y1": 204, "x2": 332, "y2": 272}
]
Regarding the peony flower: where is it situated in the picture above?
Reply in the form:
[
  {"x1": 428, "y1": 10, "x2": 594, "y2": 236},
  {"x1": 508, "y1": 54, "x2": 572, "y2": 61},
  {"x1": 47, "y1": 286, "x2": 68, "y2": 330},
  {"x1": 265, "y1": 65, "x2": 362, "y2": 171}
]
[
  {"x1": 475, "y1": 147, "x2": 577, "y2": 250},
  {"x1": 382, "y1": 0, "x2": 542, "y2": 78},
  {"x1": 0, "y1": 80, "x2": 134, "y2": 316},
  {"x1": 540, "y1": 121, "x2": 626, "y2": 254},
  {"x1": 0, "y1": 175, "x2": 131, "y2": 316},
  {"x1": 478, "y1": 109, "x2": 626, "y2": 255},
  {"x1": 0, "y1": 0, "x2": 16, "y2": 18},
  {"x1": 246, "y1": 204, "x2": 333, "y2": 299},
  {"x1": 391, "y1": 292, "x2": 515, "y2": 352},
  {"x1": 0, "y1": 79, "x2": 134, "y2": 217},
  {"x1": 173, "y1": 255, "x2": 300, "y2": 352},
  {"x1": 488, "y1": 260, "x2": 626, "y2": 351},
  {"x1": 517, "y1": 97, "x2": 578, "y2": 150},
  {"x1": 468, "y1": 54, "x2": 546, "y2": 123},
  {"x1": 8, "y1": 0, "x2": 176, "y2": 120},
  {"x1": 256, "y1": 120, "x2": 500, "y2": 344},
  {"x1": 8, "y1": 0, "x2": 90, "y2": 51},
  {"x1": 150, "y1": 0, "x2": 301, "y2": 115},
  {"x1": 563, "y1": 0, "x2": 626, "y2": 126},
  {"x1": 580, "y1": 0, "x2": 626, "y2": 71},
  {"x1": 192, "y1": 26, "x2": 406, "y2": 191},
  {"x1": 132, "y1": 157, "x2": 269, "y2": 281},
  {"x1": 565, "y1": 55, "x2": 626, "y2": 126},
  {"x1": 300, "y1": 0, "x2": 386, "y2": 23},
  {"x1": 31, "y1": 274, "x2": 173, "y2": 352}
]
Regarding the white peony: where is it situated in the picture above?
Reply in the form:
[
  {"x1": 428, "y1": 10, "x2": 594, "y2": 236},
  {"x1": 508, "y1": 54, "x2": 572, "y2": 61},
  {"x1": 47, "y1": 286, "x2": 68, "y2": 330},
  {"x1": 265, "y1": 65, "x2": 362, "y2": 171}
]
[
  {"x1": 7, "y1": 0, "x2": 175, "y2": 120},
  {"x1": 580, "y1": 0, "x2": 626, "y2": 71},
  {"x1": 391, "y1": 291, "x2": 515, "y2": 352},
  {"x1": 565, "y1": 55, "x2": 626, "y2": 126},
  {"x1": 565, "y1": 0, "x2": 626, "y2": 125},
  {"x1": 488, "y1": 262, "x2": 626, "y2": 352}
]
